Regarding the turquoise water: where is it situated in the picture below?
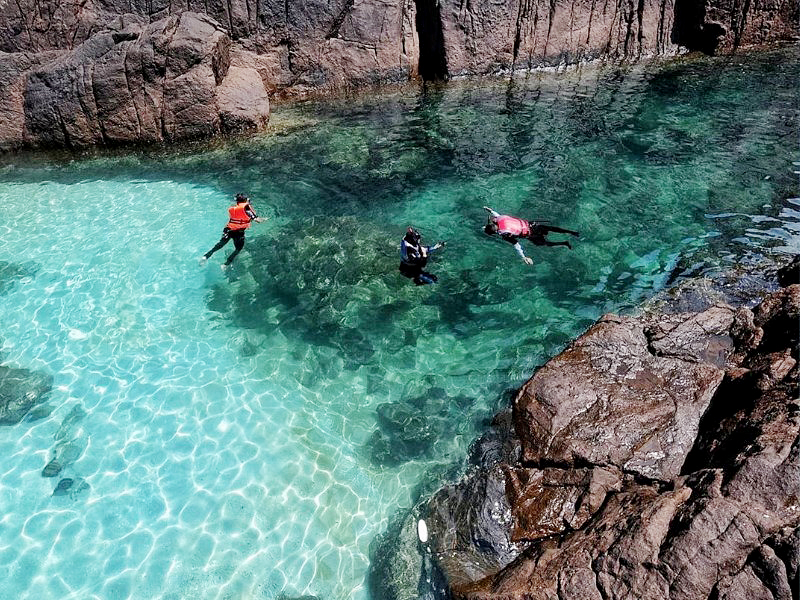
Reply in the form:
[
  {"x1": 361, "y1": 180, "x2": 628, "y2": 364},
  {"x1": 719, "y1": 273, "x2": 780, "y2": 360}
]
[{"x1": 0, "y1": 46, "x2": 797, "y2": 599}]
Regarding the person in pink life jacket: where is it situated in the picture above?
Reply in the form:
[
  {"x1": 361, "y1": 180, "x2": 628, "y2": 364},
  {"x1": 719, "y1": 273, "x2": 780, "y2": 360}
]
[{"x1": 483, "y1": 206, "x2": 579, "y2": 265}]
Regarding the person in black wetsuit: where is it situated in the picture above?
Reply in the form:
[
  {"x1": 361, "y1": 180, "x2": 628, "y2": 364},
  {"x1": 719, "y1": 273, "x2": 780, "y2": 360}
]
[
  {"x1": 399, "y1": 227, "x2": 444, "y2": 285},
  {"x1": 200, "y1": 193, "x2": 266, "y2": 270},
  {"x1": 483, "y1": 206, "x2": 579, "y2": 264}
]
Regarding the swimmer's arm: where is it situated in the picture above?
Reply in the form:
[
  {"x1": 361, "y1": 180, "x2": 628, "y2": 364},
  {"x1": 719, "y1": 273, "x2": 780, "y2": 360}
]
[
  {"x1": 483, "y1": 206, "x2": 500, "y2": 218},
  {"x1": 513, "y1": 242, "x2": 533, "y2": 265},
  {"x1": 400, "y1": 240, "x2": 411, "y2": 260},
  {"x1": 245, "y1": 204, "x2": 266, "y2": 223}
]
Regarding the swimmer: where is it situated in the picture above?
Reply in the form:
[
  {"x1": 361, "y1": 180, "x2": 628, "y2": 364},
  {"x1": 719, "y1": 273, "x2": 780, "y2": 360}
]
[
  {"x1": 200, "y1": 193, "x2": 266, "y2": 269},
  {"x1": 399, "y1": 227, "x2": 445, "y2": 285},
  {"x1": 483, "y1": 206, "x2": 579, "y2": 265}
]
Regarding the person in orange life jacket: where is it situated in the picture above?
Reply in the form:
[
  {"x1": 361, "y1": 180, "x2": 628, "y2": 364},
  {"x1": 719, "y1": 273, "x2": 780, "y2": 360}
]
[
  {"x1": 399, "y1": 227, "x2": 445, "y2": 285},
  {"x1": 482, "y1": 206, "x2": 579, "y2": 265},
  {"x1": 200, "y1": 193, "x2": 266, "y2": 269}
]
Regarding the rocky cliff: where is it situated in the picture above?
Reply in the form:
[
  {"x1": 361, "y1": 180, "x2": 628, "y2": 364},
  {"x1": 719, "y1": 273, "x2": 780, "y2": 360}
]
[
  {"x1": 1, "y1": 0, "x2": 797, "y2": 150},
  {"x1": 411, "y1": 257, "x2": 799, "y2": 599}
]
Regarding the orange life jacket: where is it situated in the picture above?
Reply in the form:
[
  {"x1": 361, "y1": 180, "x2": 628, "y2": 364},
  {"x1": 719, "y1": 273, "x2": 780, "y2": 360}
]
[
  {"x1": 496, "y1": 215, "x2": 530, "y2": 237},
  {"x1": 227, "y1": 203, "x2": 252, "y2": 231}
]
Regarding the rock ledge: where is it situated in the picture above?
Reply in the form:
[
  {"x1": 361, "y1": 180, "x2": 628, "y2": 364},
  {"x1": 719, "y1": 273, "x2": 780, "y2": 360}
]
[{"x1": 421, "y1": 275, "x2": 799, "y2": 599}]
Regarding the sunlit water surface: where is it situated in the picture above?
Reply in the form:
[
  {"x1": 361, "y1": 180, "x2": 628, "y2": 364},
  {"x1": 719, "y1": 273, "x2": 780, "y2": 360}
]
[{"x1": 0, "y1": 46, "x2": 797, "y2": 599}]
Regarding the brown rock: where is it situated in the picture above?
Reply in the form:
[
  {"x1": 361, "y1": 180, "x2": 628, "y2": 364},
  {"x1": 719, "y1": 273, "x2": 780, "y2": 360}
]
[
  {"x1": 506, "y1": 465, "x2": 622, "y2": 541},
  {"x1": 433, "y1": 285, "x2": 800, "y2": 599},
  {"x1": 215, "y1": 66, "x2": 270, "y2": 133},
  {"x1": 1, "y1": 0, "x2": 798, "y2": 149},
  {"x1": 514, "y1": 307, "x2": 732, "y2": 482},
  {"x1": 18, "y1": 12, "x2": 269, "y2": 148}
]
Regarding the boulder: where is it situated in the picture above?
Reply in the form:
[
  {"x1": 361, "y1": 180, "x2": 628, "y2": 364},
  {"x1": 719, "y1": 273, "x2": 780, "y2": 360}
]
[
  {"x1": 215, "y1": 66, "x2": 270, "y2": 133},
  {"x1": 505, "y1": 466, "x2": 622, "y2": 541},
  {"x1": 20, "y1": 12, "x2": 269, "y2": 148},
  {"x1": 0, "y1": 51, "x2": 59, "y2": 150},
  {"x1": 514, "y1": 305, "x2": 735, "y2": 482}
]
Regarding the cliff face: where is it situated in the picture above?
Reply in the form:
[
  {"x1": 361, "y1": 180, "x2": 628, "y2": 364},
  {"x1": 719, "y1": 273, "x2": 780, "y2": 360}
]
[
  {"x1": 419, "y1": 261, "x2": 799, "y2": 599},
  {"x1": 0, "y1": 0, "x2": 797, "y2": 149}
]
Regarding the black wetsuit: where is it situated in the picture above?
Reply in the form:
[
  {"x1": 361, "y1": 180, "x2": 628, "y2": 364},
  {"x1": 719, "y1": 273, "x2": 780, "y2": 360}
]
[
  {"x1": 526, "y1": 224, "x2": 579, "y2": 247},
  {"x1": 399, "y1": 234, "x2": 440, "y2": 285}
]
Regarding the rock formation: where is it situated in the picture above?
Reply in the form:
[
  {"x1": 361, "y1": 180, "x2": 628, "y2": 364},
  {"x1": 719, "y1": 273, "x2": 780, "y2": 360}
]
[
  {"x1": 1, "y1": 0, "x2": 797, "y2": 149},
  {"x1": 3, "y1": 12, "x2": 269, "y2": 149},
  {"x1": 419, "y1": 271, "x2": 799, "y2": 599}
]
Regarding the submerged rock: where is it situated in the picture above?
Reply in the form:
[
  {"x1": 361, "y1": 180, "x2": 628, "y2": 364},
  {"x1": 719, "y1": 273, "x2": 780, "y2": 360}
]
[
  {"x1": 24, "y1": 403, "x2": 54, "y2": 422},
  {"x1": 52, "y1": 478, "x2": 74, "y2": 495},
  {"x1": 245, "y1": 216, "x2": 402, "y2": 352},
  {"x1": 52, "y1": 477, "x2": 89, "y2": 499},
  {"x1": 55, "y1": 403, "x2": 86, "y2": 442},
  {"x1": 368, "y1": 506, "x2": 452, "y2": 600},
  {"x1": 370, "y1": 400, "x2": 442, "y2": 466},
  {"x1": 369, "y1": 388, "x2": 485, "y2": 467},
  {"x1": 42, "y1": 458, "x2": 62, "y2": 478},
  {"x1": 0, "y1": 364, "x2": 53, "y2": 425},
  {"x1": 233, "y1": 216, "x2": 500, "y2": 373},
  {"x1": 0, "y1": 260, "x2": 38, "y2": 296},
  {"x1": 417, "y1": 280, "x2": 799, "y2": 598}
]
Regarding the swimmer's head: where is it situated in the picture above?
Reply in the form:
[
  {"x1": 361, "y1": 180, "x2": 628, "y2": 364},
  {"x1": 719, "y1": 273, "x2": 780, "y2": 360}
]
[
  {"x1": 405, "y1": 227, "x2": 421, "y2": 243},
  {"x1": 235, "y1": 193, "x2": 249, "y2": 203},
  {"x1": 484, "y1": 222, "x2": 498, "y2": 235}
]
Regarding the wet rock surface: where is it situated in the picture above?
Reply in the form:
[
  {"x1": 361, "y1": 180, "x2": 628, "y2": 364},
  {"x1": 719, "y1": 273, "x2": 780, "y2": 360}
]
[{"x1": 416, "y1": 264, "x2": 799, "y2": 599}]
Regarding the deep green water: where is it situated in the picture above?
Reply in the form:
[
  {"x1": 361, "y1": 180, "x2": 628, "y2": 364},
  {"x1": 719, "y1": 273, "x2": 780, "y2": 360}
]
[{"x1": 0, "y1": 46, "x2": 797, "y2": 599}]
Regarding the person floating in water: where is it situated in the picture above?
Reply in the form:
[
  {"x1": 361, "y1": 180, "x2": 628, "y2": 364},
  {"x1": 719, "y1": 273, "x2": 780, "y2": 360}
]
[
  {"x1": 399, "y1": 226, "x2": 445, "y2": 285},
  {"x1": 483, "y1": 206, "x2": 579, "y2": 265},
  {"x1": 200, "y1": 193, "x2": 266, "y2": 270}
]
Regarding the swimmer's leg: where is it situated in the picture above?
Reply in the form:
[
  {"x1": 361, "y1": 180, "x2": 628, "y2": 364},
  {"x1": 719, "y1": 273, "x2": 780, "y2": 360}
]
[
  {"x1": 204, "y1": 229, "x2": 232, "y2": 259},
  {"x1": 414, "y1": 272, "x2": 438, "y2": 285},
  {"x1": 544, "y1": 225, "x2": 579, "y2": 237},
  {"x1": 544, "y1": 240, "x2": 572, "y2": 249},
  {"x1": 224, "y1": 230, "x2": 246, "y2": 266}
]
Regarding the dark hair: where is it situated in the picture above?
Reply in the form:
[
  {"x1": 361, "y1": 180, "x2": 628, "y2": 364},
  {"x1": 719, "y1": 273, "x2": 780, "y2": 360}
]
[
  {"x1": 484, "y1": 223, "x2": 497, "y2": 235},
  {"x1": 235, "y1": 193, "x2": 249, "y2": 203}
]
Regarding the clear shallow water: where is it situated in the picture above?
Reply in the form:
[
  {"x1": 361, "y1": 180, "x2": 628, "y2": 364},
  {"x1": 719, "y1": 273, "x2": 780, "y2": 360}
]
[{"x1": 0, "y1": 46, "x2": 797, "y2": 599}]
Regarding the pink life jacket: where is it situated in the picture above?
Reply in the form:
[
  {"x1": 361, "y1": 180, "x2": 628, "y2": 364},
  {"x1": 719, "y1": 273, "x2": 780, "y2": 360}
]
[{"x1": 495, "y1": 215, "x2": 530, "y2": 237}]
